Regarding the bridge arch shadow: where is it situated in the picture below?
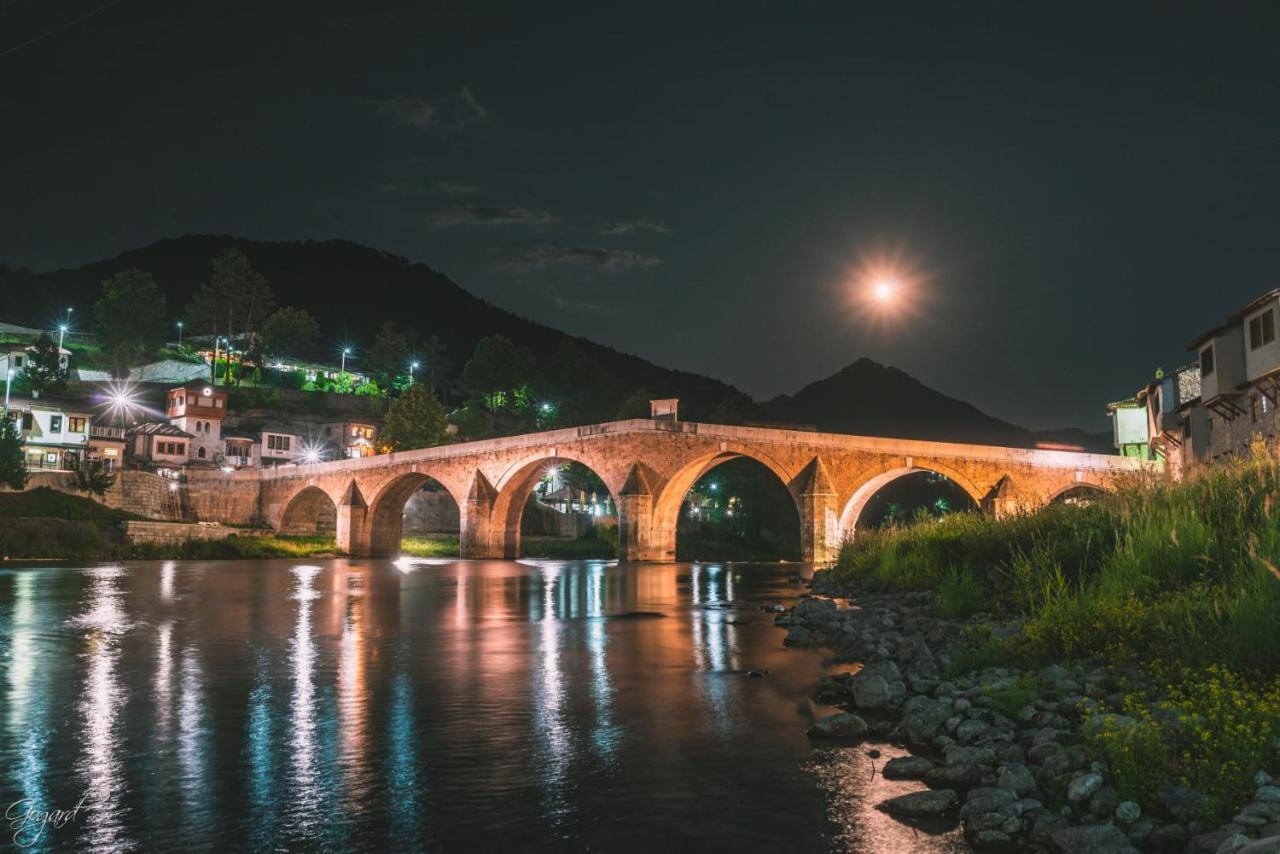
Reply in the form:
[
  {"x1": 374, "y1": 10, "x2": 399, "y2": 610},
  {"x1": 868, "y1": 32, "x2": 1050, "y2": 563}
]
[
  {"x1": 1048, "y1": 482, "x2": 1107, "y2": 506},
  {"x1": 279, "y1": 486, "x2": 338, "y2": 538},
  {"x1": 839, "y1": 466, "x2": 984, "y2": 536},
  {"x1": 654, "y1": 450, "x2": 802, "y2": 562},
  {"x1": 491, "y1": 454, "x2": 618, "y2": 558},
  {"x1": 367, "y1": 473, "x2": 462, "y2": 556}
]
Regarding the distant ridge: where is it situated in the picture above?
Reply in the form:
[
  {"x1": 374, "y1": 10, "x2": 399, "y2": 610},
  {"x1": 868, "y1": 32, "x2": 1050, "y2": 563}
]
[{"x1": 2, "y1": 234, "x2": 1109, "y2": 449}]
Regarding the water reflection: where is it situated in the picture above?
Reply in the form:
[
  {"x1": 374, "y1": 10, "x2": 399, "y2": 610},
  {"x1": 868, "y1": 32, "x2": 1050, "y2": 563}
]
[
  {"x1": 0, "y1": 558, "x2": 968, "y2": 852},
  {"x1": 74, "y1": 565, "x2": 132, "y2": 851}
]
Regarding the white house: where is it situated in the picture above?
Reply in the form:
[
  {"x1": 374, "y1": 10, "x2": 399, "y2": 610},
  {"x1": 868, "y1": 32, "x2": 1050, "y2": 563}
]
[{"x1": 4, "y1": 395, "x2": 91, "y2": 471}]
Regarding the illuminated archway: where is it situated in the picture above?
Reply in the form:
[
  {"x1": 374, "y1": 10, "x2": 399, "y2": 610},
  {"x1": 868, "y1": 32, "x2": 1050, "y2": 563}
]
[
  {"x1": 490, "y1": 454, "x2": 618, "y2": 558},
  {"x1": 279, "y1": 486, "x2": 338, "y2": 537},
  {"x1": 653, "y1": 449, "x2": 802, "y2": 562},
  {"x1": 366, "y1": 473, "x2": 463, "y2": 557},
  {"x1": 1047, "y1": 482, "x2": 1106, "y2": 506},
  {"x1": 839, "y1": 465, "x2": 984, "y2": 535}
]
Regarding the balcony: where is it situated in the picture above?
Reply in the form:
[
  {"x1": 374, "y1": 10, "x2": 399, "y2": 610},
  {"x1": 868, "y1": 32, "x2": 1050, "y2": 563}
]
[{"x1": 91, "y1": 425, "x2": 127, "y2": 440}]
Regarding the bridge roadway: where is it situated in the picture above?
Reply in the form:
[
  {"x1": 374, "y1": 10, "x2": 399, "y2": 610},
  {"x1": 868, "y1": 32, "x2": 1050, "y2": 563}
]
[{"x1": 186, "y1": 417, "x2": 1157, "y2": 562}]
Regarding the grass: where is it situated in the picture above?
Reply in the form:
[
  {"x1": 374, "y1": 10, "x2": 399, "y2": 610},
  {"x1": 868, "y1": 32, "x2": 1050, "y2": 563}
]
[
  {"x1": 128, "y1": 534, "x2": 338, "y2": 560},
  {"x1": 0, "y1": 487, "x2": 138, "y2": 522},
  {"x1": 829, "y1": 441, "x2": 1280, "y2": 822},
  {"x1": 521, "y1": 527, "x2": 618, "y2": 559},
  {"x1": 401, "y1": 535, "x2": 460, "y2": 557}
]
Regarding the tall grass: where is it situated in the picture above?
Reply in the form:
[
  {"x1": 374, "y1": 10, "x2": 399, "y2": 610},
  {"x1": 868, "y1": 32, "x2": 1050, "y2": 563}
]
[{"x1": 831, "y1": 442, "x2": 1280, "y2": 677}]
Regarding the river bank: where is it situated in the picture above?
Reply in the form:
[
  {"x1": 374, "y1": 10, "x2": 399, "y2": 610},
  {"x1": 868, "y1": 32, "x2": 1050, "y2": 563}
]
[{"x1": 788, "y1": 578, "x2": 1280, "y2": 850}]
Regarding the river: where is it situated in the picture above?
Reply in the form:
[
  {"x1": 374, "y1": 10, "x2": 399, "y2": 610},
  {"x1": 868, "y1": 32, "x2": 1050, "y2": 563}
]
[{"x1": 0, "y1": 559, "x2": 966, "y2": 852}]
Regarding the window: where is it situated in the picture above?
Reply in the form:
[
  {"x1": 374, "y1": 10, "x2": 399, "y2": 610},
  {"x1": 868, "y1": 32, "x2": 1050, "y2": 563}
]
[
  {"x1": 68, "y1": 417, "x2": 86, "y2": 433},
  {"x1": 195, "y1": 421, "x2": 202, "y2": 433},
  {"x1": 50, "y1": 415, "x2": 62, "y2": 432},
  {"x1": 198, "y1": 447, "x2": 206, "y2": 459},
  {"x1": 1250, "y1": 310, "x2": 1277, "y2": 350},
  {"x1": 1201, "y1": 345, "x2": 1215, "y2": 377},
  {"x1": 20, "y1": 412, "x2": 32, "y2": 430},
  {"x1": 215, "y1": 399, "x2": 223, "y2": 408},
  {"x1": 176, "y1": 443, "x2": 185, "y2": 455},
  {"x1": 12, "y1": 355, "x2": 22, "y2": 367}
]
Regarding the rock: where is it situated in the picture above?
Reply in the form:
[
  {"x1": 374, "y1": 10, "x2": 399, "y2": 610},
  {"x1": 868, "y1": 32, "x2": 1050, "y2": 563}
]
[
  {"x1": 1258, "y1": 786, "x2": 1280, "y2": 803},
  {"x1": 808, "y1": 712, "x2": 868, "y2": 739},
  {"x1": 1146, "y1": 822, "x2": 1189, "y2": 851},
  {"x1": 1258, "y1": 772, "x2": 1276, "y2": 787},
  {"x1": 1160, "y1": 785, "x2": 1209, "y2": 822},
  {"x1": 858, "y1": 659, "x2": 903, "y2": 683},
  {"x1": 1189, "y1": 828, "x2": 1243, "y2": 853},
  {"x1": 1029, "y1": 813, "x2": 1071, "y2": 847},
  {"x1": 793, "y1": 597, "x2": 838, "y2": 621},
  {"x1": 1115, "y1": 801, "x2": 1142, "y2": 823},
  {"x1": 877, "y1": 788, "x2": 959, "y2": 818},
  {"x1": 923, "y1": 764, "x2": 985, "y2": 789},
  {"x1": 850, "y1": 673, "x2": 892, "y2": 710},
  {"x1": 945, "y1": 744, "x2": 997, "y2": 768},
  {"x1": 1090, "y1": 787, "x2": 1120, "y2": 818},
  {"x1": 1068, "y1": 772, "x2": 1104, "y2": 803},
  {"x1": 900, "y1": 695, "x2": 953, "y2": 744},
  {"x1": 1028, "y1": 742, "x2": 1063, "y2": 762},
  {"x1": 998, "y1": 763, "x2": 1036, "y2": 796},
  {"x1": 1233, "y1": 835, "x2": 1280, "y2": 853},
  {"x1": 1050, "y1": 823, "x2": 1139, "y2": 853},
  {"x1": 960, "y1": 787, "x2": 1018, "y2": 819},
  {"x1": 972, "y1": 829, "x2": 1013, "y2": 846},
  {"x1": 882, "y1": 755, "x2": 935, "y2": 780},
  {"x1": 956, "y1": 719, "x2": 989, "y2": 743},
  {"x1": 784, "y1": 625, "x2": 818, "y2": 647},
  {"x1": 1083, "y1": 712, "x2": 1137, "y2": 738},
  {"x1": 1216, "y1": 834, "x2": 1255, "y2": 854}
]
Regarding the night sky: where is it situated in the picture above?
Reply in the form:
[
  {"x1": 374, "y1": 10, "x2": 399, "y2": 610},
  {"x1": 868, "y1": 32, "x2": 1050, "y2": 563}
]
[{"x1": 5, "y1": 2, "x2": 1280, "y2": 430}]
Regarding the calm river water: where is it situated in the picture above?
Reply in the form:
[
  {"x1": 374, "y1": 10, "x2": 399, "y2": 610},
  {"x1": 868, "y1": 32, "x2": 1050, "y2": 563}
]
[{"x1": 0, "y1": 559, "x2": 965, "y2": 852}]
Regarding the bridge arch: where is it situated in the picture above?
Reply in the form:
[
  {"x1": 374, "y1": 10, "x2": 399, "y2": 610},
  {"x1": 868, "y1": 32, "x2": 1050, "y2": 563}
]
[
  {"x1": 1047, "y1": 481, "x2": 1107, "y2": 505},
  {"x1": 651, "y1": 447, "x2": 802, "y2": 561},
  {"x1": 279, "y1": 485, "x2": 339, "y2": 537},
  {"x1": 490, "y1": 452, "x2": 619, "y2": 558},
  {"x1": 838, "y1": 463, "x2": 986, "y2": 536},
  {"x1": 366, "y1": 471, "x2": 464, "y2": 557}
]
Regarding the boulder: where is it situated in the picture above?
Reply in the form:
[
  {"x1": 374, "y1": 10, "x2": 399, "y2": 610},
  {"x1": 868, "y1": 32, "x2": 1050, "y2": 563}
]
[
  {"x1": 1068, "y1": 772, "x2": 1104, "y2": 803},
  {"x1": 1114, "y1": 801, "x2": 1141, "y2": 823},
  {"x1": 923, "y1": 764, "x2": 985, "y2": 789},
  {"x1": 1050, "y1": 823, "x2": 1139, "y2": 853},
  {"x1": 900, "y1": 695, "x2": 953, "y2": 744},
  {"x1": 997, "y1": 763, "x2": 1036, "y2": 797},
  {"x1": 882, "y1": 755, "x2": 935, "y2": 780},
  {"x1": 850, "y1": 673, "x2": 892, "y2": 710},
  {"x1": 944, "y1": 745, "x2": 996, "y2": 768},
  {"x1": 1160, "y1": 785, "x2": 1209, "y2": 822},
  {"x1": 807, "y1": 712, "x2": 868, "y2": 740},
  {"x1": 877, "y1": 788, "x2": 959, "y2": 819},
  {"x1": 793, "y1": 597, "x2": 838, "y2": 624}
]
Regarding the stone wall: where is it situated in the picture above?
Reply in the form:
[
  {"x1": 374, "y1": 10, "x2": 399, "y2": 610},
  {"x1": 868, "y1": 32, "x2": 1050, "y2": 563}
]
[
  {"x1": 185, "y1": 473, "x2": 263, "y2": 526},
  {"x1": 6, "y1": 470, "x2": 189, "y2": 521},
  {"x1": 124, "y1": 520, "x2": 272, "y2": 545},
  {"x1": 1205, "y1": 395, "x2": 1280, "y2": 463},
  {"x1": 402, "y1": 490, "x2": 460, "y2": 534}
]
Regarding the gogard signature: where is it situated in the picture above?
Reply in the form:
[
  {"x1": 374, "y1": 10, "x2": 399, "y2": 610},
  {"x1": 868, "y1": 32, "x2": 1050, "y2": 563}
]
[{"x1": 6, "y1": 795, "x2": 90, "y2": 848}]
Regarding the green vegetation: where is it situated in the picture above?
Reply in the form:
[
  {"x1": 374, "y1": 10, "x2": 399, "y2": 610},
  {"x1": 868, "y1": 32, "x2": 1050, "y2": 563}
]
[
  {"x1": 521, "y1": 527, "x2": 619, "y2": 559},
  {"x1": 401, "y1": 535, "x2": 460, "y2": 557},
  {"x1": 0, "y1": 487, "x2": 136, "y2": 522},
  {"x1": 1085, "y1": 666, "x2": 1280, "y2": 823},
  {"x1": 381, "y1": 383, "x2": 450, "y2": 451},
  {"x1": 93, "y1": 268, "x2": 169, "y2": 377},
  {"x1": 128, "y1": 534, "x2": 336, "y2": 560},
  {"x1": 831, "y1": 445, "x2": 1280, "y2": 823},
  {"x1": 0, "y1": 418, "x2": 28, "y2": 490}
]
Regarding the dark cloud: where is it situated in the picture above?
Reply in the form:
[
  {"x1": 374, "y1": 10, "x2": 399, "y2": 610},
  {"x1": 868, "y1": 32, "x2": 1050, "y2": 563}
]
[
  {"x1": 371, "y1": 86, "x2": 488, "y2": 133},
  {"x1": 600, "y1": 218, "x2": 671, "y2": 236},
  {"x1": 496, "y1": 245, "x2": 662, "y2": 273},
  {"x1": 429, "y1": 182, "x2": 478, "y2": 196},
  {"x1": 378, "y1": 181, "x2": 479, "y2": 196},
  {"x1": 428, "y1": 204, "x2": 556, "y2": 226},
  {"x1": 371, "y1": 95, "x2": 435, "y2": 130}
]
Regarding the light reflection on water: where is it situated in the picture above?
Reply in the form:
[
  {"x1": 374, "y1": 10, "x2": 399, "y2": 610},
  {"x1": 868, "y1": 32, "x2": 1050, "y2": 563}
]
[{"x1": 0, "y1": 559, "x2": 967, "y2": 852}]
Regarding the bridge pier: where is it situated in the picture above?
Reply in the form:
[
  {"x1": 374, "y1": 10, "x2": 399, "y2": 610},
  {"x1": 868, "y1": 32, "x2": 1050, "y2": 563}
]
[
  {"x1": 798, "y1": 456, "x2": 840, "y2": 564},
  {"x1": 335, "y1": 481, "x2": 372, "y2": 556},
  {"x1": 459, "y1": 472, "x2": 503, "y2": 559}
]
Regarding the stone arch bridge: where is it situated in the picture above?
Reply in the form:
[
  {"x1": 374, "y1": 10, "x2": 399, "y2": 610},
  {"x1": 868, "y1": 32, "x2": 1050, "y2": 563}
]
[{"x1": 187, "y1": 418, "x2": 1155, "y2": 563}]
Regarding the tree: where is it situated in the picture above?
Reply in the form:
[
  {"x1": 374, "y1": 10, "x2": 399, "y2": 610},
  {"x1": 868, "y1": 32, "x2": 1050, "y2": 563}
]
[
  {"x1": 73, "y1": 456, "x2": 117, "y2": 497},
  {"x1": 381, "y1": 384, "x2": 450, "y2": 452},
  {"x1": 421, "y1": 335, "x2": 453, "y2": 401},
  {"x1": 460, "y1": 335, "x2": 536, "y2": 411},
  {"x1": 186, "y1": 249, "x2": 274, "y2": 382},
  {"x1": 261, "y1": 306, "x2": 321, "y2": 361},
  {"x1": 25, "y1": 333, "x2": 68, "y2": 395},
  {"x1": 0, "y1": 418, "x2": 27, "y2": 490},
  {"x1": 616, "y1": 388, "x2": 655, "y2": 420},
  {"x1": 93, "y1": 269, "x2": 167, "y2": 378},
  {"x1": 364, "y1": 322, "x2": 411, "y2": 388}
]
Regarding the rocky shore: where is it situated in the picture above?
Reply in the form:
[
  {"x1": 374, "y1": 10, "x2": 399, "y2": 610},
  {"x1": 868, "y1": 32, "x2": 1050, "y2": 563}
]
[{"x1": 781, "y1": 569, "x2": 1280, "y2": 854}]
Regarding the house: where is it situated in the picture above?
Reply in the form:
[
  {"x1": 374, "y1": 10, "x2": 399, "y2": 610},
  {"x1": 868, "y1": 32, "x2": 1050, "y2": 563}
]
[
  {"x1": 221, "y1": 429, "x2": 260, "y2": 469},
  {"x1": 1106, "y1": 398, "x2": 1150, "y2": 459},
  {"x1": 127, "y1": 422, "x2": 193, "y2": 474},
  {"x1": 165, "y1": 382, "x2": 228, "y2": 464},
  {"x1": 322, "y1": 419, "x2": 378, "y2": 458},
  {"x1": 88, "y1": 424, "x2": 128, "y2": 472},
  {"x1": 259, "y1": 426, "x2": 307, "y2": 466},
  {"x1": 3, "y1": 395, "x2": 91, "y2": 471},
  {"x1": 1, "y1": 342, "x2": 71, "y2": 375},
  {"x1": 1186, "y1": 288, "x2": 1280, "y2": 463},
  {"x1": 1132, "y1": 365, "x2": 1208, "y2": 471}
]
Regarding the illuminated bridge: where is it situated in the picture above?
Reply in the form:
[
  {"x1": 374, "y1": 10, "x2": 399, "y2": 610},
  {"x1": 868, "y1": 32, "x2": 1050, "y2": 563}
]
[{"x1": 187, "y1": 417, "x2": 1155, "y2": 562}]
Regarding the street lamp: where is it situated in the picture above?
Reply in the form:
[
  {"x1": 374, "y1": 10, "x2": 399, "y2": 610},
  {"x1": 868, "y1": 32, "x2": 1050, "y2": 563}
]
[
  {"x1": 3, "y1": 364, "x2": 11, "y2": 413},
  {"x1": 341, "y1": 347, "x2": 351, "y2": 375},
  {"x1": 177, "y1": 321, "x2": 184, "y2": 348},
  {"x1": 57, "y1": 323, "x2": 68, "y2": 350},
  {"x1": 408, "y1": 361, "x2": 420, "y2": 386}
]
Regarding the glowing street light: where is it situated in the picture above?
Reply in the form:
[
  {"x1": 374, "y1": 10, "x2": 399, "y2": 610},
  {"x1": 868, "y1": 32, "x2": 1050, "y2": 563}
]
[
  {"x1": 408, "y1": 361, "x2": 420, "y2": 386},
  {"x1": 341, "y1": 347, "x2": 351, "y2": 374},
  {"x1": 57, "y1": 323, "x2": 69, "y2": 350},
  {"x1": 177, "y1": 321, "x2": 184, "y2": 348},
  {"x1": 874, "y1": 278, "x2": 897, "y2": 302}
]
